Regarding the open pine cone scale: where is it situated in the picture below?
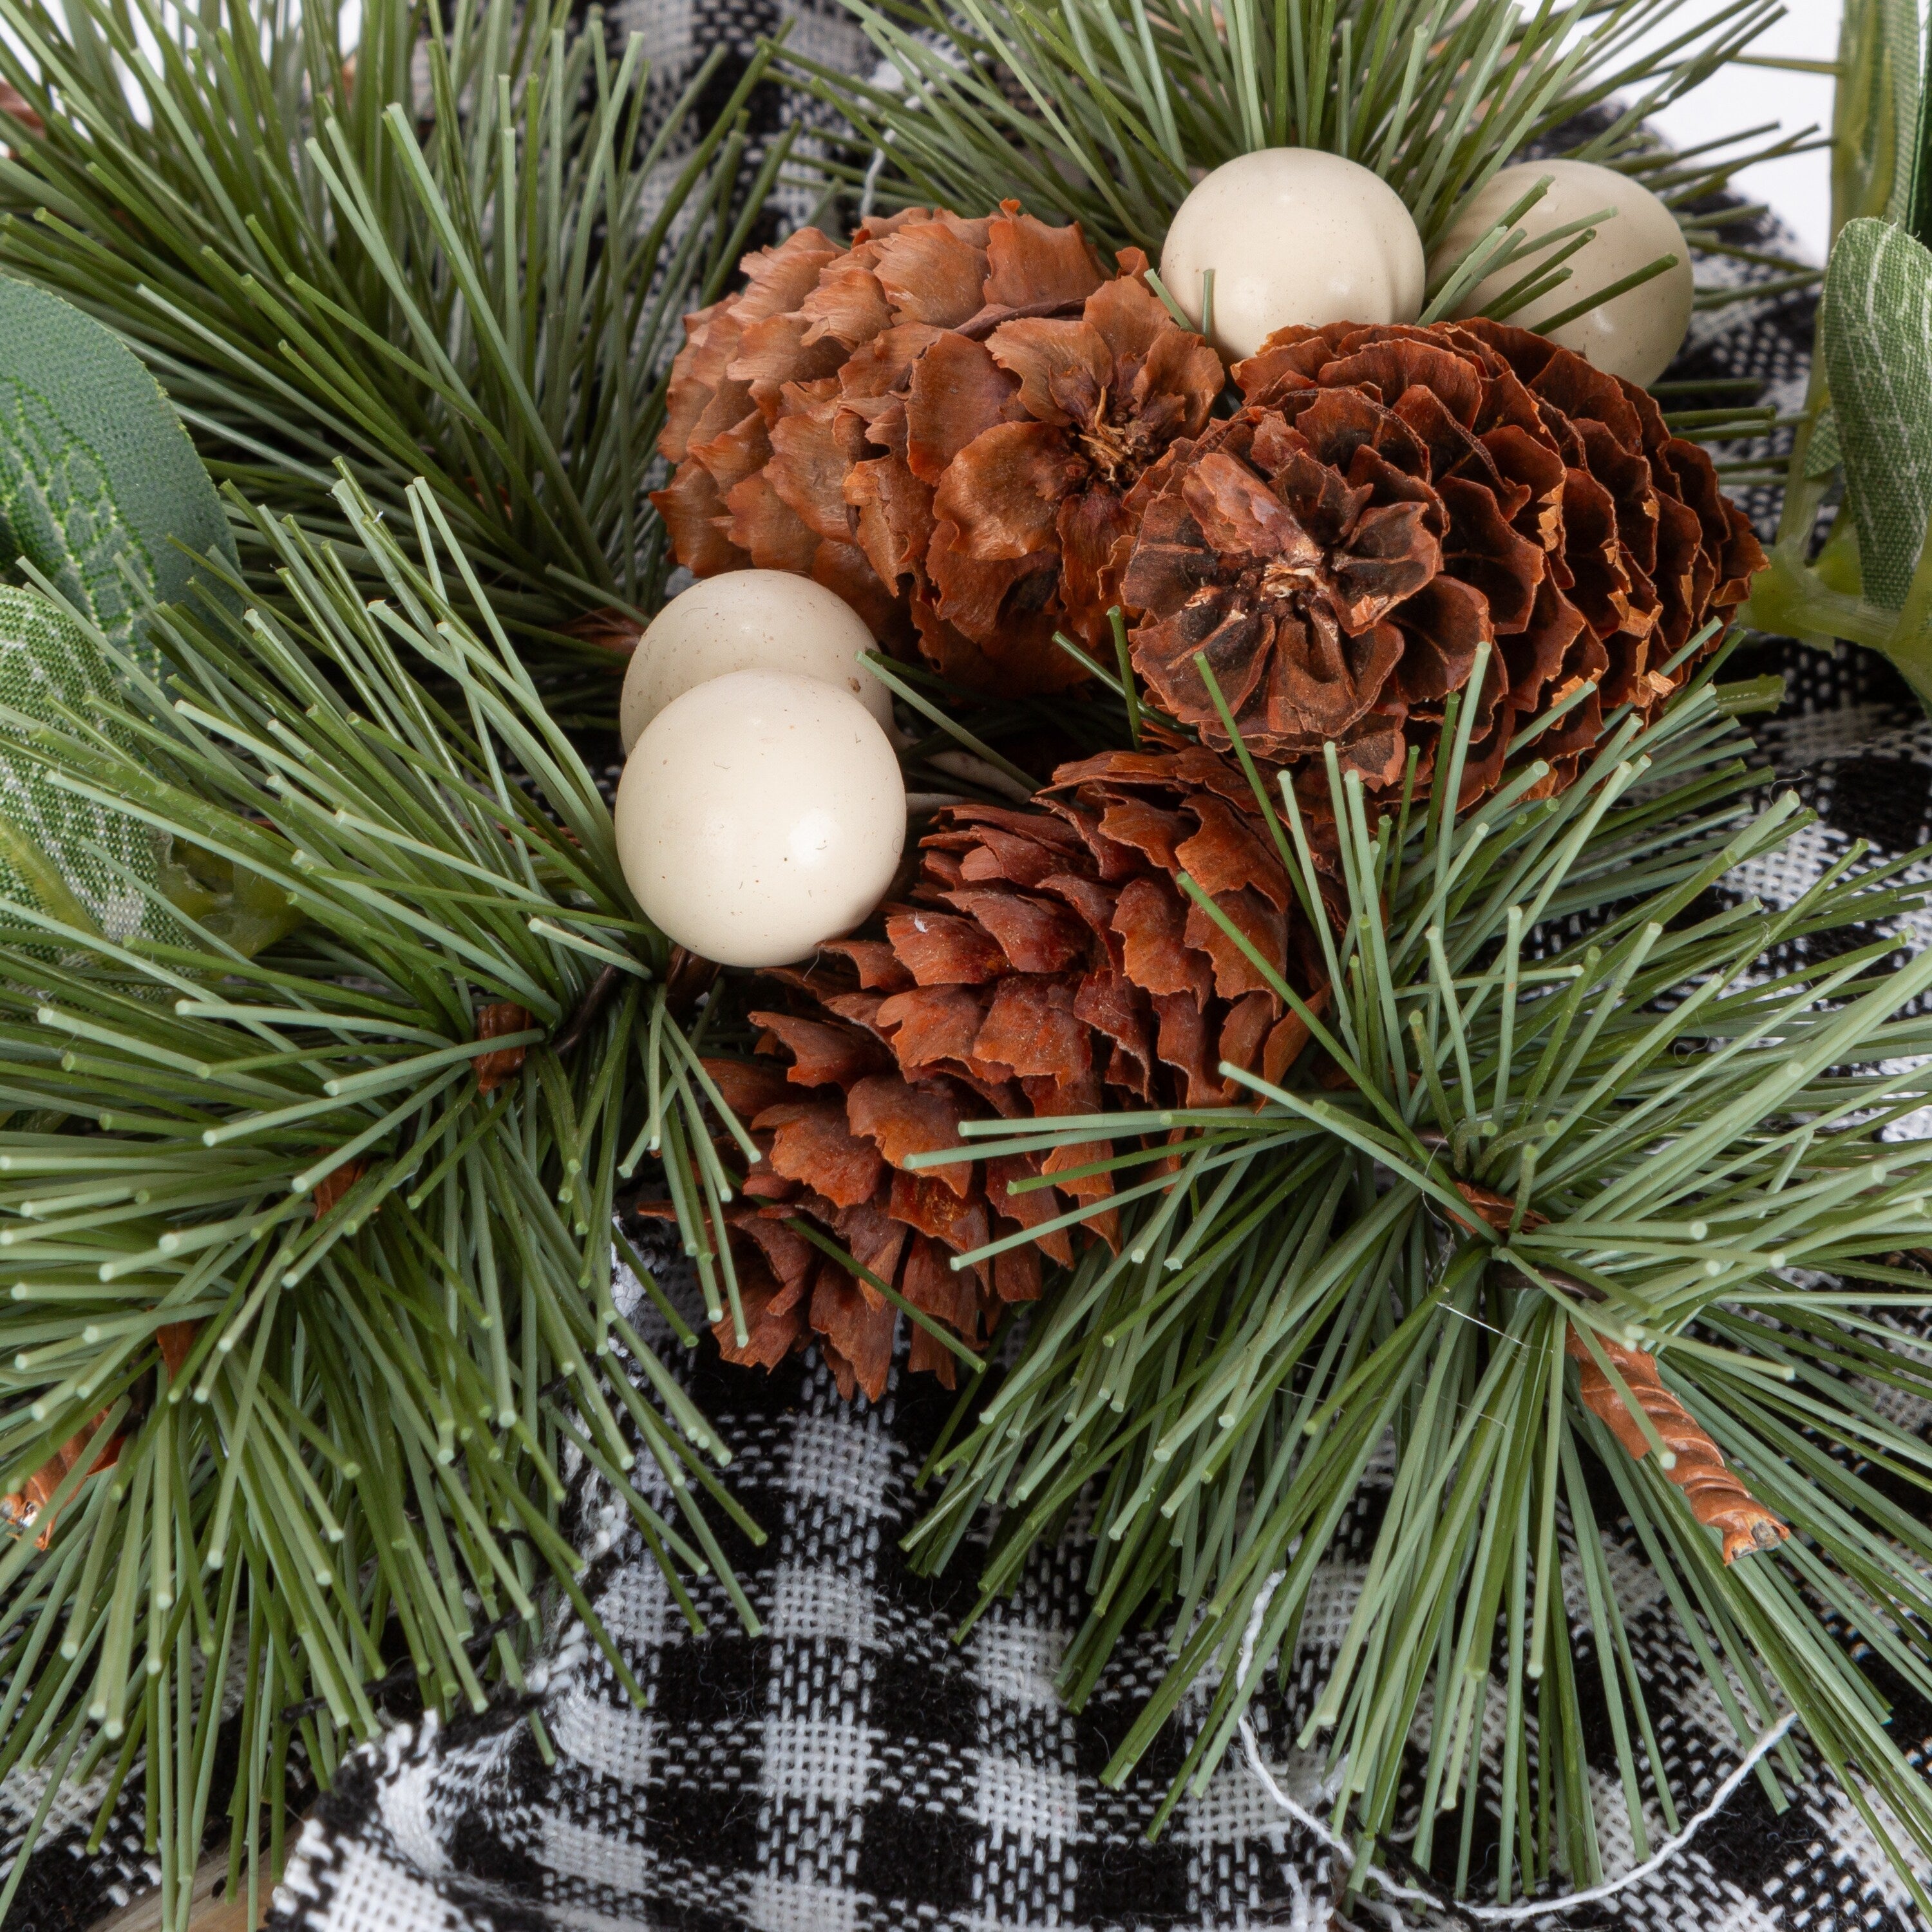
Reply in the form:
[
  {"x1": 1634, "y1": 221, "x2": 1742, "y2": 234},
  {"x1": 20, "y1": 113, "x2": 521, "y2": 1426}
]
[
  {"x1": 656, "y1": 202, "x2": 1227, "y2": 694},
  {"x1": 653, "y1": 748, "x2": 1327, "y2": 1401},
  {"x1": 1126, "y1": 316, "x2": 1764, "y2": 803}
]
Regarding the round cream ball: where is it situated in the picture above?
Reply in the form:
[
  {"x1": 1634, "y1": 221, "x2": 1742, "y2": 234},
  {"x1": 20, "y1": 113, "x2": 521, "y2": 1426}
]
[
  {"x1": 1159, "y1": 148, "x2": 1426, "y2": 361},
  {"x1": 614, "y1": 669, "x2": 905, "y2": 969},
  {"x1": 619, "y1": 569, "x2": 890, "y2": 754},
  {"x1": 1429, "y1": 159, "x2": 1694, "y2": 388}
]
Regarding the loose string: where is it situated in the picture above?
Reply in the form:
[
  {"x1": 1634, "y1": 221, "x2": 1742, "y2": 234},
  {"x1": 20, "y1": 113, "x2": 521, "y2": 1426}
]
[
  {"x1": 858, "y1": 146, "x2": 888, "y2": 224},
  {"x1": 1233, "y1": 1571, "x2": 1799, "y2": 1925}
]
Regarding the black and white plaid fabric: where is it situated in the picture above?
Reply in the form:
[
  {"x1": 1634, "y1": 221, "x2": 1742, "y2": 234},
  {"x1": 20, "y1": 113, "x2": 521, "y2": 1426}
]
[{"x1": 9, "y1": 6, "x2": 1932, "y2": 1929}]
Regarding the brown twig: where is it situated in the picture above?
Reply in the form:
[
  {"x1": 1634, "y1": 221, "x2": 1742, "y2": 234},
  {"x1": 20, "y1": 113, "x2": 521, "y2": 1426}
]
[
  {"x1": 954, "y1": 295, "x2": 1088, "y2": 341},
  {"x1": 557, "y1": 607, "x2": 643, "y2": 654},
  {"x1": 664, "y1": 945, "x2": 719, "y2": 1021},
  {"x1": 1428, "y1": 1166, "x2": 1788, "y2": 1564},
  {"x1": 552, "y1": 965, "x2": 622, "y2": 1057}
]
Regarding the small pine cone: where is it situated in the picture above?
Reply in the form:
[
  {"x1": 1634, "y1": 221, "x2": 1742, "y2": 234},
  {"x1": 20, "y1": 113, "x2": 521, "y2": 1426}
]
[
  {"x1": 652, "y1": 203, "x2": 1223, "y2": 696},
  {"x1": 679, "y1": 746, "x2": 1325, "y2": 1401},
  {"x1": 1566, "y1": 1328, "x2": 1788, "y2": 1564},
  {"x1": 1123, "y1": 318, "x2": 1765, "y2": 805}
]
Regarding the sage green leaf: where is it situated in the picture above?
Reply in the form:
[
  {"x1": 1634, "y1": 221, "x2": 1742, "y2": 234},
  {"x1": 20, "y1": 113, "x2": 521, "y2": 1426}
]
[
  {"x1": 0, "y1": 278, "x2": 236, "y2": 668},
  {"x1": 1835, "y1": 0, "x2": 1922, "y2": 238},
  {"x1": 1822, "y1": 216, "x2": 1932, "y2": 611},
  {"x1": 1880, "y1": 0, "x2": 1920, "y2": 228},
  {"x1": 0, "y1": 585, "x2": 165, "y2": 945}
]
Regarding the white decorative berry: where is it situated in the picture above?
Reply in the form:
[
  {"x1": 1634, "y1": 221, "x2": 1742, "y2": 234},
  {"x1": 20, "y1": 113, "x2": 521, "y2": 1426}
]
[
  {"x1": 1159, "y1": 148, "x2": 1426, "y2": 360},
  {"x1": 614, "y1": 669, "x2": 905, "y2": 969},
  {"x1": 1431, "y1": 159, "x2": 1694, "y2": 387},
  {"x1": 619, "y1": 569, "x2": 890, "y2": 753}
]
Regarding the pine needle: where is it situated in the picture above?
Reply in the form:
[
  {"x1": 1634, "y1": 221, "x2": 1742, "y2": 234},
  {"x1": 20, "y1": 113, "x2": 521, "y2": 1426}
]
[
  {"x1": 0, "y1": 0, "x2": 781, "y2": 712},
  {"x1": 903, "y1": 661, "x2": 1932, "y2": 1904}
]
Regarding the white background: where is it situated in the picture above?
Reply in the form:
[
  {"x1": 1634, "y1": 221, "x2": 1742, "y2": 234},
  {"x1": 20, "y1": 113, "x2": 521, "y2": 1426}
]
[{"x1": 1623, "y1": 3, "x2": 1846, "y2": 263}]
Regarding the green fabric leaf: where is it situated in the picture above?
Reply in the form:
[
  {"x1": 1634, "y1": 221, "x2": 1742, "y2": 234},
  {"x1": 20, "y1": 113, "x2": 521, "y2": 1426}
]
[
  {"x1": 1881, "y1": 0, "x2": 1921, "y2": 228},
  {"x1": 1911, "y1": 0, "x2": 1932, "y2": 246},
  {"x1": 0, "y1": 278, "x2": 236, "y2": 668},
  {"x1": 1823, "y1": 216, "x2": 1932, "y2": 611},
  {"x1": 0, "y1": 585, "x2": 166, "y2": 945},
  {"x1": 0, "y1": 285, "x2": 250, "y2": 951}
]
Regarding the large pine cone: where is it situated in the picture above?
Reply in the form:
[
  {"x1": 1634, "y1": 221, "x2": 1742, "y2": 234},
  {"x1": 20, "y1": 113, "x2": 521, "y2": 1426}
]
[
  {"x1": 1125, "y1": 317, "x2": 1765, "y2": 801},
  {"x1": 678, "y1": 747, "x2": 1323, "y2": 1401},
  {"x1": 653, "y1": 204, "x2": 1224, "y2": 696}
]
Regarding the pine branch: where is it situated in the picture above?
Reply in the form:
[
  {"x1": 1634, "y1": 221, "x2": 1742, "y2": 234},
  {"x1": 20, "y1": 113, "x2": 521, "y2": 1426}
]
[
  {"x1": 896, "y1": 662, "x2": 1932, "y2": 1912},
  {"x1": 0, "y1": 480, "x2": 750, "y2": 1922},
  {"x1": 786, "y1": 0, "x2": 1800, "y2": 285},
  {"x1": 0, "y1": 0, "x2": 782, "y2": 714}
]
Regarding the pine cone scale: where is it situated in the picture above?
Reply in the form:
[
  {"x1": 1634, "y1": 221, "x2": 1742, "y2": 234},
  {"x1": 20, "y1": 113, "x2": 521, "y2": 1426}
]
[
  {"x1": 847, "y1": 1075, "x2": 976, "y2": 1193},
  {"x1": 757, "y1": 1102, "x2": 884, "y2": 1208},
  {"x1": 679, "y1": 750, "x2": 1324, "y2": 1397},
  {"x1": 906, "y1": 336, "x2": 1023, "y2": 481},
  {"x1": 933, "y1": 420, "x2": 1070, "y2": 560},
  {"x1": 885, "y1": 909, "x2": 1010, "y2": 985},
  {"x1": 656, "y1": 204, "x2": 1222, "y2": 694}
]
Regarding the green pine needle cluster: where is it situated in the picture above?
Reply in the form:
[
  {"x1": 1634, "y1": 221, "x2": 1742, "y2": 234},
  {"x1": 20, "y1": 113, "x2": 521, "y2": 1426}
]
[
  {"x1": 0, "y1": 0, "x2": 783, "y2": 712},
  {"x1": 790, "y1": 0, "x2": 1821, "y2": 314},
  {"x1": 0, "y1": 482, "x2": 753, "y2": 1928},
  {"x1": 901, "y1": 653, "x2": 1932, "y2": 1913},
  {"x1": 0, "y1": 0, "x2": 1928, "y2": 1921}
]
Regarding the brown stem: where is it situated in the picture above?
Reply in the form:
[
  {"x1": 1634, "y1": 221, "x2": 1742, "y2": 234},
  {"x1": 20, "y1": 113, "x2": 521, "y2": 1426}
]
[
  {"x1": 557, "y1": 607, "x2": 643, "y2": 654},
  {"x1": 664, "y1": 945, "x2": 721, "y2": 1021},
  {"x1": 553, "y1": 964, "x2": 622, "y2": 1057},
  {"x1": 475, "y1": 1001, "x2": 535, "y2": 1092},
  {"x1": 1470, "y1": 1211, "x2": 1787, "y2": 1564}
]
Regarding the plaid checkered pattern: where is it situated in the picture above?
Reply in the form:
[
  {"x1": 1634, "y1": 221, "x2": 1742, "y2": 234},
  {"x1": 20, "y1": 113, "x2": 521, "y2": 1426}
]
[
  {"x1": 9, "y1": 9, "x2": 1932, "y2": 1929},
  {"x1": 254, "y1": 1217, "x2": 1932, "y2": 1932}
]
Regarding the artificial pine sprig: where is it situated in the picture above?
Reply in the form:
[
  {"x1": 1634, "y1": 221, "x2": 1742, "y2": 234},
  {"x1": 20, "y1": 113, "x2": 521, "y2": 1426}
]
[
  {"x1": 0, "y1": 0, "x2": 784, "y2": 705},
  {"x1": 0, "y1": 478, "x2": 760, "y2": 1925},
  {"x1": 897, "y1": 656, "x2": 1932, "y2": 1912},
  {"x1": 790, "y1": 0, "x2": 1820, "y2": 312}
]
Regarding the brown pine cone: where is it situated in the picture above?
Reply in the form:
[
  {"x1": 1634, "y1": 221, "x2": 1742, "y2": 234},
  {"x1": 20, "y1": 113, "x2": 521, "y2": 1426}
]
[
  {"x1": 1123, "y1": 318, "x2": 1765, "y2": 802},
  {"x1": 652, "y1": 203, "x2": 1224, "y2": 696},
  {"x1": 665, "y1": 745, "x2": 1325, "y2": 1401}
]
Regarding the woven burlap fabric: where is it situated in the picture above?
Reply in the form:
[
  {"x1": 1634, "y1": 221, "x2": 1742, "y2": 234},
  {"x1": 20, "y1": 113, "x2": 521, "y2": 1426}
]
[{"x1": 5, "y1": 9, "x2": 1932, "y2": 1930}]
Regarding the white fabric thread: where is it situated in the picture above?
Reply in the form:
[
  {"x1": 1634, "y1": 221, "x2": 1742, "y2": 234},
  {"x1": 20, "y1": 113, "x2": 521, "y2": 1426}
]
[{"x1": 1233, "y1": 1571, "x2": 1800, "y2": 1925}]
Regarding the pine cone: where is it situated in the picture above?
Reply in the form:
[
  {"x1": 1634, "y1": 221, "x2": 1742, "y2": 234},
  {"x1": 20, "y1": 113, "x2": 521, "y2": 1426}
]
[
  {"x1": 672, "y1": 746, "x2": 1323, "y2": 1401},
  {"x1": 1124, "y1": 318, "x2": 1765, "y2": 801},
  {"x1": 653, "y1": 204, "x2": 1224, "y2": 695}
]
